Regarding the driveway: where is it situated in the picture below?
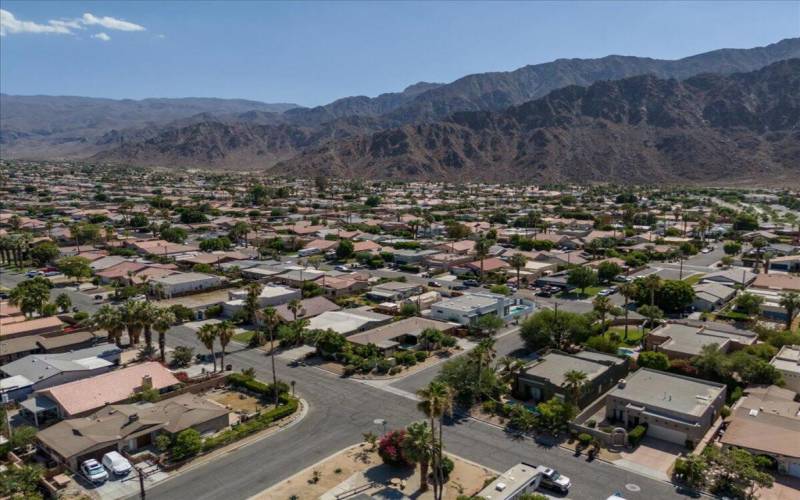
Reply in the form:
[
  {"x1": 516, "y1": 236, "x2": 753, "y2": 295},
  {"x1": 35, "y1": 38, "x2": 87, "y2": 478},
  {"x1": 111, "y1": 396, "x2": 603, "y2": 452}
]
[{"x1": 613, "y1": 437, "x2": 684, "y2": 481}]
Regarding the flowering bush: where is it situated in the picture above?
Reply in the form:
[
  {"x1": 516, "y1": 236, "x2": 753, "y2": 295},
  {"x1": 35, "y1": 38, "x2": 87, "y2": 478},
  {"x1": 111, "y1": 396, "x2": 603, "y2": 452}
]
[{"x1": 378, "y1": 429, "x2": 410, "y2": 466}]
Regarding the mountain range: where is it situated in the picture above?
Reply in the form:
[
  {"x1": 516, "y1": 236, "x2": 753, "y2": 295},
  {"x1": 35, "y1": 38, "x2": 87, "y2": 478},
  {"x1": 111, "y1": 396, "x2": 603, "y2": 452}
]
[{"x1": 2, "y1": 38, "x2": 799, "y2": 184}]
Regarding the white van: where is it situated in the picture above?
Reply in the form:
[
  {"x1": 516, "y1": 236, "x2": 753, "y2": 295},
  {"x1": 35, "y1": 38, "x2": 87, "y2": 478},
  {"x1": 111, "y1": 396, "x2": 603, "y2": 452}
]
[{"x1": 102, "y1": 451, "x2": 133, "y2": 476}]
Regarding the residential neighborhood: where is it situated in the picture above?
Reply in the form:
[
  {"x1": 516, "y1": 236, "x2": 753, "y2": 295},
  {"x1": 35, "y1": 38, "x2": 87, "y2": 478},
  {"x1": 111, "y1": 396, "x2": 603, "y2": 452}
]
[{"x1": 0, "y1": 163, "x2": 798, "y2": 500}]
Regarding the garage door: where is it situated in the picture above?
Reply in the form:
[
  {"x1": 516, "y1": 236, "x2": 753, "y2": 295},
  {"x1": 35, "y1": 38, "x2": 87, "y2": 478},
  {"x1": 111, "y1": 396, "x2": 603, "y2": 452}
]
[
  {"x1": 788, "y1": 461, "x2": 800, "y2": 478},
  {"x1": 647, "y1": 425, "x2": 686, "y2": 444}
]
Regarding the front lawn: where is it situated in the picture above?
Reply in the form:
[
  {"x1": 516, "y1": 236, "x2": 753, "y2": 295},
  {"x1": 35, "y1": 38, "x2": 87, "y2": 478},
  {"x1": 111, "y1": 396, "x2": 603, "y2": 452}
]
[
  {"x1": 604, "y1": 326, "x2": 649, "y2": 345},
  {"x1": 233, "y1": 331, "x2": 255, "y2": 344},
  {"x1": 683, "y1": 273, "x2": 705, "y2": 286}
]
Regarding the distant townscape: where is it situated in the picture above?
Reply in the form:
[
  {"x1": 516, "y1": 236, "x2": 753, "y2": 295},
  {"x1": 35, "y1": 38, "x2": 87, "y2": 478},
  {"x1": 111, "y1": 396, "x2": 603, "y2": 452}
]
[{"x1": 1, "y1": 162, "x2": 799, "y2": 499}]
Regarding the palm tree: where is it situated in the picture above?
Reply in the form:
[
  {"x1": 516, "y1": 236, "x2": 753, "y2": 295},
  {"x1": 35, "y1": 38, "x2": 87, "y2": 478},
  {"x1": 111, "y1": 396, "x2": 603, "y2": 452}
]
[
  {"x1": 121, "y1": 301, "x2": 145, "y2": 345},
  {"x1": 244, "y1": 282, "x2": 262, "y2": 325},
  {"x1": 139, "y1": 302, "x2": 158, "y2": 349},
  {"x1": 474, "y1": 237, "x2": 491, "y2": 282},
  {"x1": 216, "y1": 321, "x2": 236, "y2": 372},
  {"x1": 196, "y1": 323, "x2": 218, "y2": 372},
  {"x1": 618, "y1": 282, "x2": 637, "y2": 340},
  {"x1": 563, "y1": 369, "x2": 588, "y2": 407},
  {"x1": 637, "y1": 304, "x2": 664, "y2": 344},
  {"x1": 509, "y1": 253, "x2": 527, "y2": 287},
  {"x1": 751, "y1": 237, "x2": 767, "y2": 271},
  {"x1": 592, "y1": 295, "x2": 613, "y2": 332},
  {"x1": 641, "y1": 274, "x2": 661, "y2": 307},
  {"x1": 92, "y1": 304, "x2": 125, "y2": 347},
  {"x1": 469, "y1": 338, "x2": 497, "y2": 402},
  {"x1": 779, "y1": 292, "x2": 800, "y2": 331},
  {"x1": 55, "y1": 293, "x2": 72, "y2": 313},
  {"x1": 402, "y1": 421, "x2": 434, "y2": 492},
  {"x1": 416, "y1": 381, "x2": 454, "y2": 500},
  {"x1": 262, "y1": 306, "x2": 281, "y2": 402},
  {"x1": 153, "y1": 308, "x2": 176, "y2": 363},
  {"x1": 287, "y1": 298, "x2": 303, "y2": 321}
]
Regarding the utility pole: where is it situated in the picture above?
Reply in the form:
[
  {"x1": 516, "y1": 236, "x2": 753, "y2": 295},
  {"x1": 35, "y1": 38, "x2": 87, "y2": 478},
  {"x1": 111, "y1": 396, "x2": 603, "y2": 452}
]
[{"x1": 135, "y1": 465, "x2": 146, "y2": 500}]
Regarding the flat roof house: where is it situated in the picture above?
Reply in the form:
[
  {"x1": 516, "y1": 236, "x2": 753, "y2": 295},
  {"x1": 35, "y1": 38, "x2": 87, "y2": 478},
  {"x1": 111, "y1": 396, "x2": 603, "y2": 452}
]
[
  {"x1": 366, "y1": 281, "x2": 424, "y2": 302},
  {"x1": 605, "y1": 368, "x2": 726, "y2": 446},
  {"x1": 719, "y1": 385, "x2": 800, "y2": 478},
  {"x1": 771, "y1": 345, "x2": 800, "y2": 394},
  {"x1": 307, "y1": 308, "x2": 393, "y2": 336},
  {"x1": 645, "y1": 321, "x2": 757, "y2": 359},
  {"x1": 346, "y1": 317, "x2": 455, "y2": 355},
  {"x1": 516, "y1": 350, "x2": 629, "y2": 408},
  {"x1": 149, "y1": 272, "x2": 224, "y2": 298},
  {"x1": 430, "y1": 292, "x2": 533, "y2": 326}
]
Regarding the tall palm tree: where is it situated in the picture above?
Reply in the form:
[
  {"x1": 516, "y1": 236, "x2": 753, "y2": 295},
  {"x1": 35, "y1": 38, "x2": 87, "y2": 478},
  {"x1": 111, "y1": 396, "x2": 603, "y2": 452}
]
[
  {"x1": 509, "y1": 253, "x2": 527, "y2": 288},
  {"x1": 402, "y1": 421, "x2": 434, "y2": 492},
  {"x1": 262, "y1": 306, "x2": 281, "y2": 402},
  {"x1": 751, "y1": 237, "x2": 767, "y2": 271},
  {"x1": 563, "y1": 369, "x2": 588, "y2": 407},
  {"x1": 287, "y1": 298, "x2": 303, "y2": 321},
  {"x1": 641, "y1": 274, "x2": 661, "y2": 307},
  {"x1": 779, "y1": 292, "x2": 800, "y2": 331},
  {"x1": 474, "y1": 237, "x2": 491, "y2": 282},
  {"x1": 196, "y1": 323, "x2": 218, "y2": 372},
  {"x1": 592, "y1": 295, "x2": 613, "y2": 332},
  {"x1": 618, "y1": 282, "x2": 637, "y2": 340},
  {"x1": 121, "y1": 301, "x2": 145, "y2": 345},
  {"x1": 244, "y1": 282, "x2": 262, "y2": 325},
  {"x1": 216, "y1": 321, "x2": 236, "y2": 372},
  {"x1": 138, "y1": 302, "x2": 159, "y2": 349},
  {"x1": 153, "y1": 308, "x2": 177, "y2": 363},
  {"x1": 92, "y1": 304, "x2": 125, "y2": 347},
  {"x1": 416, "y1": 381, "x2": 454, "y2": 500}
]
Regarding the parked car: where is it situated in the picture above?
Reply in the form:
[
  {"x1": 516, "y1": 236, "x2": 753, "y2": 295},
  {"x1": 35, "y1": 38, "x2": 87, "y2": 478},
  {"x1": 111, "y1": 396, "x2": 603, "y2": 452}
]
[
  {"x1": 463, "y1": 279, "x2": 479, "y2": 287},
  {"x1": 81, "y1": 459, "x2": 109, "y2": 484},
  {"x1": 26, "y1": 270, "x2": 43, "y2": 278},
  {"x1": 334, "y1": 265, "x2": 350, "y2": 272},
  {"x1": 701, "y1": 247, "x2": 714, "y2": 254},
  {"x1": 538, "y1": 466, "x2": 571, "y2": 493},
  {"x1": 615, "y1": 275, "x2": 633, "y2": 282},
  {"x1": 597, "y1": 288, "x2": 613, "y2": 297},
  {"x1": 452, "y1": 284, "x2": 467, "y2": 291},
  {"x1": 44, "y1": 271, "x2": 61, "y2": 277},
  {"x1": 102, "y1": 451, "x2": 132, "y2": 476},
  {"x1": 427, "y1": 280, "x2": 441, "y2": 288}
]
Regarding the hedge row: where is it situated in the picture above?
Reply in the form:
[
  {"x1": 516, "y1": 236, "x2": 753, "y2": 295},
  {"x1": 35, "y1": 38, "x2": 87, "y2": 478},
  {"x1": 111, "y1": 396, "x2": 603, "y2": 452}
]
[
  {"x1": 628, "y1": 424, "x2": 648, "y2": 446},
  {"x1": 226, "y1": 373, "x2": 289, "y2": 398},
  {"x1": 202, "y1": 397, "x2": 299, "y2": 452}
]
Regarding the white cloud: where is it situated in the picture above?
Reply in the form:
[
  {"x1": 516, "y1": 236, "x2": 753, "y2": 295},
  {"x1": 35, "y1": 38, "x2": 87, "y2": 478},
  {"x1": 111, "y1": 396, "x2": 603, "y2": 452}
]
[
  {"x1": 0, "y1": 9, "x2": 146, "y2": 38},
  {"x1": 0, "y1": 9, "x2": 72, "y2": 36},
  {"x1": 81, "y1": 13, "x2": 145, "y2": 32}
]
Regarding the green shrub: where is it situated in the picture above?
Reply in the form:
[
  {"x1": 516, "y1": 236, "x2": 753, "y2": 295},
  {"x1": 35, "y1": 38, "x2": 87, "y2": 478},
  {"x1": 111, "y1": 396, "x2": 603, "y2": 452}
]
[
  {"x1": 414, "y1": 351, "x2": 427, "y2": 362},
  {"x1": 586, "y1": 419, "x2": 597, "y2": 428},
  {"x1": 577, "y1": 433, "x2": 593, "y2": 447},
  {"x1": 226, "y1": 373, "x2": 289, "y2": 400},
  {"x1": 628, "y1": 424, "x2": 648, "y2": 446},
  {"x1": 171, "y1": 429, "x2": 202, "y2": 460},
  {"x1": 202, "y1": 397, "x2": 299, "y2": 452},
  {"x1": 482, "y1": 400, "x2": 498, "y2": 414}
]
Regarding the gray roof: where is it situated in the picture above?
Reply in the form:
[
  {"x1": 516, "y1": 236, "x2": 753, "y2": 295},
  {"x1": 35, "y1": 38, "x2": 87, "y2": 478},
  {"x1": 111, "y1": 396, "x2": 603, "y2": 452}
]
[
  {"x1": 434, "y1": 292, "x2": 504, "y2": 312},
  {"x1": 2, "y1": 344, "x2": 120, "y2": 382},
  {"x1": 522, "y1": 352, "x2": 612, "y2": 386},
  {"x1": 608, "y1": 368, "x2": 725, "y2": 417}
]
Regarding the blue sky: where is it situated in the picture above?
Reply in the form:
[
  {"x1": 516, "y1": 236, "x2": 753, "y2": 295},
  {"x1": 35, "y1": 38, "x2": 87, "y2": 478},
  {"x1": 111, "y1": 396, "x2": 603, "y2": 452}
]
[{"x1": 1, "y1": 1, "x2": 798, "y2": 106}]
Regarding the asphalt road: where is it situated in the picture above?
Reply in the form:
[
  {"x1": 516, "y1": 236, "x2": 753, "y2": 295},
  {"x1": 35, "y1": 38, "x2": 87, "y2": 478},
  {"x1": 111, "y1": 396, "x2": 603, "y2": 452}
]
[{"x1": 140, "y1": 327, "x2": 694, "y2": 500}]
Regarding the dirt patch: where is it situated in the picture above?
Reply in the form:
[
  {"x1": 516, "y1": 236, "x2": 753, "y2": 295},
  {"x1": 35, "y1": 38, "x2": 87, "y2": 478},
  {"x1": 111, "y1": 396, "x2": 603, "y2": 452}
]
[
  {"x1": 254, "y1": 443, "x2": 495, "y2": 500},
  {"x1": 205, "y1": 388, "x2": 273, "y2": 414}
]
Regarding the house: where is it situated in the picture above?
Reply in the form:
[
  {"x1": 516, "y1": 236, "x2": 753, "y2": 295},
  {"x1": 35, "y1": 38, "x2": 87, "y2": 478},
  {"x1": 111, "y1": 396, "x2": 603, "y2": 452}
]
[
  {"x1": 322, "y1": 275, "x2": 369, "y2": 298},
  {"x1": 36, "y1": 393, "x2": 229, "y2": 469},
  {"x1": 346, "y1": 317, "x2": 456, "y2": 355},
  {"x1": 307, "y1": 308, "x2": 393, "y2": 336},
  {"x1": 391, "y1": 249, "x2": 440, "y2": 266},
  {"x1": 751, "y1": 273, "x2": 800, "y2": 293},
  {"x1": 366, "y1": 281, "x2": 424, "y2": 302},
  {"x1": 302, "y1": 239, "x2": 338, "y2": 253},
  {"x1": 222, "y1": 285, "x2": 301, "y2": 317},
  {"x1": 516, "y1": 350, "x2": 629, "y2": 408},
  {"x1": 271, "y1": 269, "x2": 325, "y2": 287},
  {"x1": 720, "y1": 385, "x2": 800, "y2": 477},
  {"x1": 691, "y1": 282, "x2": 737, "y2": 312},
  {"x1": 1, "y1": 344, "x2": 121, "y2": 400},
  {"x1": 434, "y1": 240, "x2": 475, "y2": 255},
  {"x1": 701, "y1": 268, "x2": 756, "y2": 287},
  {"x1": 770, "y1": 345, "x2": 800, "y2": 394},
  {"x1": 274, "y1": 296, "x2": 341, "y2": 322},
  {"x1": 0, "y1": 331, "x2": 103, "y2": 365},
  {"x1": 465, "y1": 257, "x2": 510, "y2": 275},
  {"x1": 475, "y1": 463, "x2": 543, "y2": 500},
  {"x1": 29, "y1": 362, "x2": 181, "y2": 421},
  {"x1": 645, "y1": 321, "x2": 757, "y2": 359},
  {"x1": 1, "y1": 316, "x2": 65, "y2": 340},
  {"x1": 430, "y1": 292, "x2": 533, "y2": 326},
  {"x1": 605, "y1": 368, "x2": 726, "y2": 446},
  {"x1": 149, "y1": 272, "x2": 224, "y2": 298},
  {"x1": 769, "y1": 255, "x2": 800, "y2": 273}
]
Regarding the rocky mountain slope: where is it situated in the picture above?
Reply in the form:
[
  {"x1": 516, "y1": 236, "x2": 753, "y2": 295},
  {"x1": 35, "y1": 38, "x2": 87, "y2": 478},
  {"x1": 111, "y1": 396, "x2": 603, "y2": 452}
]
[{"x1": 273, "y1": 59, "x2": 800, "y2": 185}]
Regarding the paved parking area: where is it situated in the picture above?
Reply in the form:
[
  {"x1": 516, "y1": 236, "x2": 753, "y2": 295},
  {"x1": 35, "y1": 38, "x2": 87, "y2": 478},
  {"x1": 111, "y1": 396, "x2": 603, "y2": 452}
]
[
  {"x1": 613, "y1": 438, "x2": 683, "y2": 481},
  {"x1": 78, "y1": 461, "x2": 169, "y2": 500}
]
